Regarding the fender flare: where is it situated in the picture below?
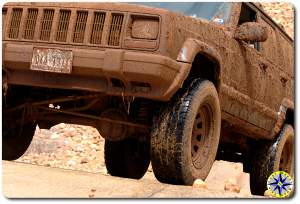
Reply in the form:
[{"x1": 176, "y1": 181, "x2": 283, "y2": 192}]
[
  {"x1": 177, "y1": 38, "x2": 222, "y2": 65},
  {"x1": 176, "y1": 38, "x2": 222, "y2": 89},
  {"x1": 271, "y1": 98, "x2": 294, "y2": 138},
  {"x1": 164, "y1": 38, "x2": 223, "y2": 98}
]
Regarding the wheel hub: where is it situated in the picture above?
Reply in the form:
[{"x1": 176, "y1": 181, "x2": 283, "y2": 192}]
[{"x1": 191, "y1": 104, "x2": 212, "y2": 169}]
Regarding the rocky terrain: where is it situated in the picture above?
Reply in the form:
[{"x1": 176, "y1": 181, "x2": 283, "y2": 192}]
[
  {"x1": 18, "y1": 124, "x2": 108, "y2": 174},
  {"x1": 261, "y1": 2, "x2": 294, "y2": 38}
]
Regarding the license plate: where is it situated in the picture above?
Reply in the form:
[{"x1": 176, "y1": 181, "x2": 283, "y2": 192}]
[{"x1": 31, "y1": 48, "x2": 73, "y2": 74}]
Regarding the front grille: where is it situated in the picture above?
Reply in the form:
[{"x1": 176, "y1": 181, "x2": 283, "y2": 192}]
[
  {"x1": 90, "y1": 12, "x2": 106, "y2": 44},
  {"x1": 40, "y1": 9, "x2": 54, "y2": 41},
  {"x1": 108, "y1": 14, "x2": 124, "y2": 46},
  {"x1": 4, "y1": 7, "x2": 125, "y2": 47},
  {"x1": 23, "y1": 8, "x2": 38, "y2": 40},
  {"x1": 8, "y1": 8, "x2": 23, "y2": 39},
  {"x1": 56, "y1": 10, "x2": 71, "y2": 42},
  {"x1": 73, "y1": 11, "x2": 88, "y2": 43}
]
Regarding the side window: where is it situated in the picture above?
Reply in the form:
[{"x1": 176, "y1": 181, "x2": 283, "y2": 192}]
[
  {"x1": 238, "y1": 3, "x2": 260, "y2": 50},
  {"x1": 238, "y1": 4, "x2": 256, "y2": 24}
]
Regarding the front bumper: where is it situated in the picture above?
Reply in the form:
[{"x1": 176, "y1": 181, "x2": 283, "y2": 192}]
[{"x1": 3, "y1": 42, "x2": 190, "y2": 101}]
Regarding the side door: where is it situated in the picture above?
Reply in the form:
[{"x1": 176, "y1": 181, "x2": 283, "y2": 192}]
[
  {"x1": 233, "y1": 3, "x2": 275, "y2": 131},
  {"x1": 256, "y1": 11, "x2": 294, "y2": 129}
]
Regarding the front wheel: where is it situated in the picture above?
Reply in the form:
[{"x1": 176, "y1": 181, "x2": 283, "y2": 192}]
[{"x1": 151, "y1": 79, "x2": 221, "y2": 185}]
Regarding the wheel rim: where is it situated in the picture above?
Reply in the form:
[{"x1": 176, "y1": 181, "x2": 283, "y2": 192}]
[
  {"x1": 191, "y1": 103, "x2": 213, "y2": 169},
  {"x1": 279, "y1": 138, "x2": 293, "y2": 173}
]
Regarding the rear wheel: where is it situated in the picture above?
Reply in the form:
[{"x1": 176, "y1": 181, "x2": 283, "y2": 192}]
[
  {"x1": 250, "y1": 124, "x2": 294, "y2": 195},
  {"x1": 151, "y1": 79, "x2": 221, "y2": 185},
  {"x1": 104, "y1": 138, "x2": 150, "y2": 179}
]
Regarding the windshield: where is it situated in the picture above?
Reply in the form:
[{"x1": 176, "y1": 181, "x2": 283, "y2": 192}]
[{"x1": 131, "y1": 2, "x2": 232, "y2": 23}]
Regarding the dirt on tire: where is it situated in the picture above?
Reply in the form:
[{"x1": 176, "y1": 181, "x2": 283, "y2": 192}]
[
  {"x1": 151, "y1": 79, "x2": 221, "y2": 185},
  {"x1": 250, "y1": 124, "x2": 294, "y2": 195}
]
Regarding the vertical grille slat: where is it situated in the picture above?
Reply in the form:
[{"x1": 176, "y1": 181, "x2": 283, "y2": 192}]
[
  {"x1": 8, "y1": 8, "x2": 23, "y2": 39},
  {"x1": 90, "y1": 12, "x2": 106, "y2": 44},
  {"x1": 73, "y1": 11, "x2": 88, "y2": 43},
  {"x1": 40, "y1": 9, "x2": 54, "y2": 41},
  {"x1": 24, "y1": 8, "x2": 38, "y2": 40},
  {"x1": 56, "y1": 10, "x2": 71, "y2": 42},
  {"x1": 108, "y1": 13, "x2": 124, "y2": 46}
]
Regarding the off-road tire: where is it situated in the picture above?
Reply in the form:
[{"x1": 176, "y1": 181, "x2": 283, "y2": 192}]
[
  {"x1": 151, "y1": 79, "x2": 221, "y2": 185},
  {"x1": 250, "y1": 124, "x2": 294, "y2": 195},
  {"x1": 3, "y1": 122, "x2": 36, "y2": 160},
  {"x1": 104, "y1": 138, "x2": 150, "y2": 179}
]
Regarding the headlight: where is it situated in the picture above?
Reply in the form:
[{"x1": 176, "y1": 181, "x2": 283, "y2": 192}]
[{"x1": 131, "y1": 18, "x2": 159, "y2": 40}]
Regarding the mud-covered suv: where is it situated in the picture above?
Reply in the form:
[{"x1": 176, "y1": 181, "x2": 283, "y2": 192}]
[{"x1": 2, "y1": 2, "x2": 294, "y2": 195}]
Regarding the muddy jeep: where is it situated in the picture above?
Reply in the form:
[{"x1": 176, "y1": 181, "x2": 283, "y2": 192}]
[{"x1": 2, "y1": 2, "x2": 294, "y2": 195}]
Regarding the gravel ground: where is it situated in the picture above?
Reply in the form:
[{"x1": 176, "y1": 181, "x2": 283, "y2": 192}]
[{"x1": 18, "y1": 124, "x2": 108, "y2": 174}]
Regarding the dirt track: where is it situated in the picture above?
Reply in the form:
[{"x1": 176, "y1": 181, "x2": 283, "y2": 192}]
[
  {"x1": 8, "y1": 124, "x2": 258, "y2": 198},
  {"x1": 3, "y1": 161, "x2": 263, "y2": 198}
]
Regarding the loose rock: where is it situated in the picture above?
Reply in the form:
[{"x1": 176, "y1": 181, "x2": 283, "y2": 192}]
[
  {"x1": 224, "y1": 178, "x2": 240, "y2": 193},
  {"x1": 80, "y1": 158, "x2": 89, "y2": 164},
  {"x1": 67, "y1": 160, "x2": 76, "y2": 167},
  {"x1": 193, "y1": 179, "x2": 207, "y2": 189},
  {"x1": 50, "y1": 133, "x2": 60, "y2": 139}
]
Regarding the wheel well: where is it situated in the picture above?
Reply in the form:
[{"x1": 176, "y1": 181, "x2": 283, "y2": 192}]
[
  {"x1": 285, "y1": 108, "x2": 294, "y2": 127},
  {"x1": 186, "y1": 52, "x2": 220, "y2": 90}
]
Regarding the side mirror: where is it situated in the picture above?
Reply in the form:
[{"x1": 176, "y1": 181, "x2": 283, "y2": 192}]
[{"x1": 234, "y1": 22, "x2": 268, "y2": 42}]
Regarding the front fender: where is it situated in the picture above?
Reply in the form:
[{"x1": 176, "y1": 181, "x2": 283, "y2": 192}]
[{"x1": 176, "y1": 38, "x2": 222, "y2": 66}]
